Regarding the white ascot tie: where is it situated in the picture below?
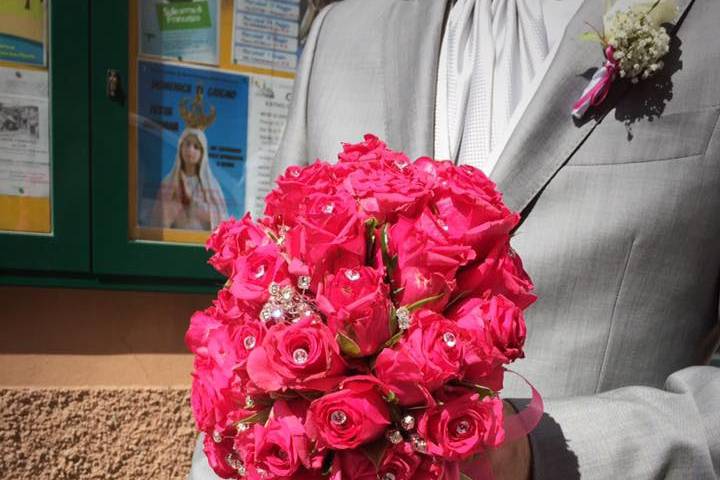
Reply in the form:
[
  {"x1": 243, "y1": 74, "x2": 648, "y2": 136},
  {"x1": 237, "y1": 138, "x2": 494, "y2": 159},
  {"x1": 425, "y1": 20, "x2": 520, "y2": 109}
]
[{"x1": 435, "y1": 0, "x2": 550, "y2": 172}]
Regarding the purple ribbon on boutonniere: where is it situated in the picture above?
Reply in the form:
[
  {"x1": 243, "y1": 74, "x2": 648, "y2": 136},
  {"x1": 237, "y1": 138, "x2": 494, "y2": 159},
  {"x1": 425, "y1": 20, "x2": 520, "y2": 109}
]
[{"x1": 572, "y1": 46, "x2": 620, "y2": 119}]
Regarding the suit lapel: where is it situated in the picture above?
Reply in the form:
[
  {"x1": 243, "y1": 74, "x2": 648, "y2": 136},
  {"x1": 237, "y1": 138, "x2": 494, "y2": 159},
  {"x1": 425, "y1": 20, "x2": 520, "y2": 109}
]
[
  {"x1": 490, "y1": 0, "x2": 695, "y2": 214},
  {"x1": 382, "y1": 0, "x2": 450, "y2": 160}
]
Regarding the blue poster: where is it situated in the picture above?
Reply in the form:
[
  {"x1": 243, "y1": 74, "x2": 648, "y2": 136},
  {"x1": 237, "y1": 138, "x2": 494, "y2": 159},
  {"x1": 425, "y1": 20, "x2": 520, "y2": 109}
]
[
  {"x1": 136, "y1": 60, "x2": 249, "y2": 232},
  {"x1": 140, "y1": 0, "x2": 219, "y2": 65}
]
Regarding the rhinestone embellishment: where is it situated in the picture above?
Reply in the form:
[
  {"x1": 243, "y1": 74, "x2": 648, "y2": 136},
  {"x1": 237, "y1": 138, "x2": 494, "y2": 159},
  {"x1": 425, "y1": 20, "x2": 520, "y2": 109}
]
[
  {"x1": 455, "y1": 420, "x2": 470, "y2": 435},
  {"x1": 400, "y1": 415, "x2": 415, "y2": 431},
  {"x1": 261, "y1": 282, "x2": 315, "y2": 324},
  {"x1": 243, "y1": 336, "x2": 256, "y2": 350},
  {"x1": 442, "y1": 331, "x2": 457, "y2": 348},
  {"x1": 396, "y1": 307, "x2": 411, "y2": 330},
  {"x1": 254, "y1": 264, "x2": 266, "y2": 279},
  {"x1": 293, "y1": 348, "x2": 309, "y2": 365},
  {"x1": 386, "y1": 429, "x2": 403, "y2": 444},
  {"x1": 330, "y1": 410, "x2": 347, "y2": 426},
  {"x1": 344, "y1": 269, "x2": 361, "y2": 281},
  {"x1": 297, "y1": 276, "x2": 310, "y2": 290},
  {"x1": 410, "y1": 433, "x2": 427, "y2": 453}
]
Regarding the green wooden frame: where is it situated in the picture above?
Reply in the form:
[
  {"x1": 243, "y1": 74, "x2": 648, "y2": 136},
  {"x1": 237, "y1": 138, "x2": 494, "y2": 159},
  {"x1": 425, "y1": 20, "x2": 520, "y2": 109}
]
[
  {"x1": 0, "y1": 0, "x2": 90, "y2": 273},
  {"x1": 90, "y1": 0, "x2": 220, "y2": 281}
]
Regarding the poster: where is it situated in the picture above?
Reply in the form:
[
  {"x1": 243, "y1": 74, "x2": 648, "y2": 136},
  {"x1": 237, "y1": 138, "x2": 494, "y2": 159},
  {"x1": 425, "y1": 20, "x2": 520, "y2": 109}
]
[
  {"x1": 0, "y1": 0, "x2": 47, "y2": 66},
  {"x1": 140, "y1": 0, "x2": 219, "y2": 65},
  {"x1": 135, "y1": 60, "x2": 249, "y2": 235},
  {"x1": 233, "y1": 0, "x2": 300, "y2": 73},
  {"x1": 244, "y1": 75, "x2": 293, "y2": 218},
  {"x1": 0, "y1": 67, "x2": 49, "y2": 197}
]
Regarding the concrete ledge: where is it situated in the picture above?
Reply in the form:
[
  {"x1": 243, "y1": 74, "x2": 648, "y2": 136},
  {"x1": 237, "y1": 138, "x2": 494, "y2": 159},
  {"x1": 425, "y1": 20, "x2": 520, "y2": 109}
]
[{"x1": 0, "y1": 387, "x2": 195, "y2": 480}]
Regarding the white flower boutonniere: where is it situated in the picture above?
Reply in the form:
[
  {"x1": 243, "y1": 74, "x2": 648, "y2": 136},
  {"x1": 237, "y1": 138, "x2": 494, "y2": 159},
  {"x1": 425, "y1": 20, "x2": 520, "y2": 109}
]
[{"x1": 572, "y1": 0, "x2": 679, "y2": 119}]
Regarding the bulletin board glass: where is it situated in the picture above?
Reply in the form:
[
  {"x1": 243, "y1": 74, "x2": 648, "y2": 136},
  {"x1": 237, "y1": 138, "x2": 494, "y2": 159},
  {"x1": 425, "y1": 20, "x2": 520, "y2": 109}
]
[
  {"x1": 90, "y1": 0, "x2": 304, "y2": 280},
  {"x1": 0, "y1": 0, "x2": 51, "y2": 235},
  {"x1": 0, "y1": 0, "x2": 91, "y2": 275},
  {"x1": 128, "y1": 0, "x2": 297, "y2": 245}
]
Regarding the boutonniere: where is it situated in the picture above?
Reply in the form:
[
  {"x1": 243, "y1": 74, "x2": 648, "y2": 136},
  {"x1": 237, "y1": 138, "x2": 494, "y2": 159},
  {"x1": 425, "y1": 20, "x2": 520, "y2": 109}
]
[{"x1": 572, "y1": 0, "x2": 679, "y2": 119}]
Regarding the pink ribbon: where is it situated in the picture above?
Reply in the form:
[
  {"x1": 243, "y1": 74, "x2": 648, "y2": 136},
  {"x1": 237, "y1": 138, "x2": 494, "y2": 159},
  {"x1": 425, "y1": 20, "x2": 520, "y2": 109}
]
[
  {"x1": 572, "y1": 46, "x2": 619, "y2": 119},
  {"x1": 460, "y1": 370, "x2": 545, "y2": 479}
]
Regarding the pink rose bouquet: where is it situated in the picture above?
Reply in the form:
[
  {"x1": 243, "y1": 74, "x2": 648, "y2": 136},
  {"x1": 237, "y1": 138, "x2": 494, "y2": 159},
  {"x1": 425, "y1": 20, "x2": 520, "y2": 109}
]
[{"x1": 187, "y1": 135, "x2": 537, "y2": 480}]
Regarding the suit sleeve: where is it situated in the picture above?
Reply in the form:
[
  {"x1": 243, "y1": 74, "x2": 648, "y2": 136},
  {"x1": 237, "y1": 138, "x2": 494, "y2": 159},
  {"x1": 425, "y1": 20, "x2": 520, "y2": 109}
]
[
  {"x1": 528, "y1": 365, "x2": 720, "y2": 478},
  {"x1": 270, "y1": 4, "x2": 335, "y2": 181}
]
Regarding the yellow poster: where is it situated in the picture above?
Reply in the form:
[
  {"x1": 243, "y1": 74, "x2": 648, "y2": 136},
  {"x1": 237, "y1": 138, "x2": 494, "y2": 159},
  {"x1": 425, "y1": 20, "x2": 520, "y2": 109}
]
[{"x1": 0, "y1": 0, "x2": 47, "y2": 67}]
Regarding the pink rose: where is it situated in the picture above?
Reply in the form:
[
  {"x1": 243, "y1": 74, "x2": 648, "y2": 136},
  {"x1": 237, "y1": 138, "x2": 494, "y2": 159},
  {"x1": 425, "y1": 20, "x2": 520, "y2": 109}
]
[
  {"x1": 413, "y1": 159, "x2": 502, "y2": 207},
  {"x1": 375, "y1": 310, "x2": 468, "y2": 405},
  {"x1": 211, "y1": 288, "x2": 260, "y2": 322},
  {"x1": 246, "y1": 318, "x2": 347, "y2": 392},
  {"x1": 451, "y1": 294, "x2": 526, "y2": 363},
  {"x1": 377, "y1": 442, "x2": 423, "y2": 480},
  {"x1": 285, "y1": 190, "x2": 366, "y2": 288},
  {"x1": 315, "y1": 266, "x2": 392, "y2": 356},
  {"x1": 203, "y1": 430, "x2": 238, "y2": 478},
  {"x1": 341, "y1": 166, "x2": 430, "y2": 224},
  {"x1": 330, "y1": 450, "x2": 377, "y2": 480},
  {"x1": 432, "y1": 194, "x2": 518, "y2": 260},
  {"x1": 230, "y1": 243, "x2": 290, "y2": 303},
  {"x1": 187, "y1": 309, "x2": 248, "y2": 431},
  {"x1": 195, "y1": 292, "x2": 266, "y2": 369},
  {"x1": 207, "y1": 214, "x2": 270, "y2": 277},
  {"x1": 457, "y1": 242, "x2": 536, "y2": 310},
  {"x1": 190, "y1": 349, "x2": 236, "y2": 433},
  {"x1": 414, "y1": 457, "x2": 461, "y2": 480},
  {"x1": 417, "y1": 393, "x2": 505, "y2": 460},
  {"x1": 389, "y1": 210, "x2": 476, "y2": 311},
  {"x1": 185, "y1": 308, "x2": 221, "y2": 356},
  {"x1": 337, "y1": 134, "x2": 394, "y2": 164},
  {"x1": 265, "y1": 161, "x2": 339, "y2": 227},
  {"x1": 252, "y1": 411, "x2": 311, "y2": 478},
  {"x1": 306, "y1": 377, "x2": 391, "y2": 449}
]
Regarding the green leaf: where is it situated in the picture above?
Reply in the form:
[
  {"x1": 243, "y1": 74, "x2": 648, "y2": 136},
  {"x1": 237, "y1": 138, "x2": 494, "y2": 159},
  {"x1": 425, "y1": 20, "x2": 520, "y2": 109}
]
[
  {"x1": 237, "y1": 407, "x2": 271, "y2": 426},
  {"x1": 295, "y1": 390, "x2": 324, "y2": 402},
  {"x1": 461, "y1": 474, "x2": 474, "y2": 480},
  {"x1": 364, "y1": 217, "x2": 378, "y2": 266},
  {"x1": 645, "y1": 0, "x2": 678, "y2": 26},
  {"x1": 361, "y1": 438, "x2": 388, "y2": 468},
  {"x1": 405, "y1": 292, "x2": 446, "y2": 312},
  {"x1": 336, "y1": 332, "x2": 363, "y2": 357},
  {"x1": 380, "y1": 223, "x2": 390, "y2": 257},
  {"x1": 388, "y1": 305, "x2": 398, "y2": 335},
  {"x1": 455, "y1": 380, "x2": 496, "y2": 398},
  {"x1": 384, "y1": 390, "x2": 398, "y2": 405},
  {"x1": 383, "y1": 331, "x2": 404, "y2": 348},
  {"x1": 579, "y1": 31, "x2": 603, "y2": 43},
  {"x1": 388, "y1": 402, "x2": 402, "y2": 423},
  {"x1": 445, "y1": 290, "x2": 469, "y2": 311},
  {"x1": 321, "y1": 451, "x2": 335, "y2": 476},
  {"x1": 379, "y1": 223, "x2": 398, "y2": 278}
]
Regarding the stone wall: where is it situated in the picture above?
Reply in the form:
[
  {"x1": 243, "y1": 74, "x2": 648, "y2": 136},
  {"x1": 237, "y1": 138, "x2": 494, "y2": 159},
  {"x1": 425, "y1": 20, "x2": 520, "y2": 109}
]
[
  {"x1": 0, "y1": 387, "x2": 195, "y2": 480},
  {"x1": 0, "y1": 286, "x2": 214, "y2": 480}
]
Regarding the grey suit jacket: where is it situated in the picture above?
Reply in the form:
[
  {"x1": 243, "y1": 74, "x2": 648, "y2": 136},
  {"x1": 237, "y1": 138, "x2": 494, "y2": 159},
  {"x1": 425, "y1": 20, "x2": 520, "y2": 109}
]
[{"x1": 191, "y1": 0, "x2": 720, "y2": 478}]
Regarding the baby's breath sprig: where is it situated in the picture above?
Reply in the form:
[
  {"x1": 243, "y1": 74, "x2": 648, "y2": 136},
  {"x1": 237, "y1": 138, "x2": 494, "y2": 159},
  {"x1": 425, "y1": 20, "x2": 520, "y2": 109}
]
[
  {"x1": 573, "y1": 0, "x2": 678, "y2": 118},
  {"x1": 582, "y1": 0, "x2": 677, "y2": 83}
]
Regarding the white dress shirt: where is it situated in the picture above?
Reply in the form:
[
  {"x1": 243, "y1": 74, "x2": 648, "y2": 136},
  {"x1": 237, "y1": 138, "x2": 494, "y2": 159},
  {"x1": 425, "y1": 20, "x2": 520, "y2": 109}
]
[{"x1": 434, "y1": 0, "x2": 584, "y2": 175}]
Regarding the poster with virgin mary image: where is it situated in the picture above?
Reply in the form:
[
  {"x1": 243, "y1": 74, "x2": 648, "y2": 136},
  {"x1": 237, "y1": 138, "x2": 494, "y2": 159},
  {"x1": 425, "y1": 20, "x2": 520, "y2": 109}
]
[{"x1": 135, "y1": 60, "x2": 248, "y2": 238}]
